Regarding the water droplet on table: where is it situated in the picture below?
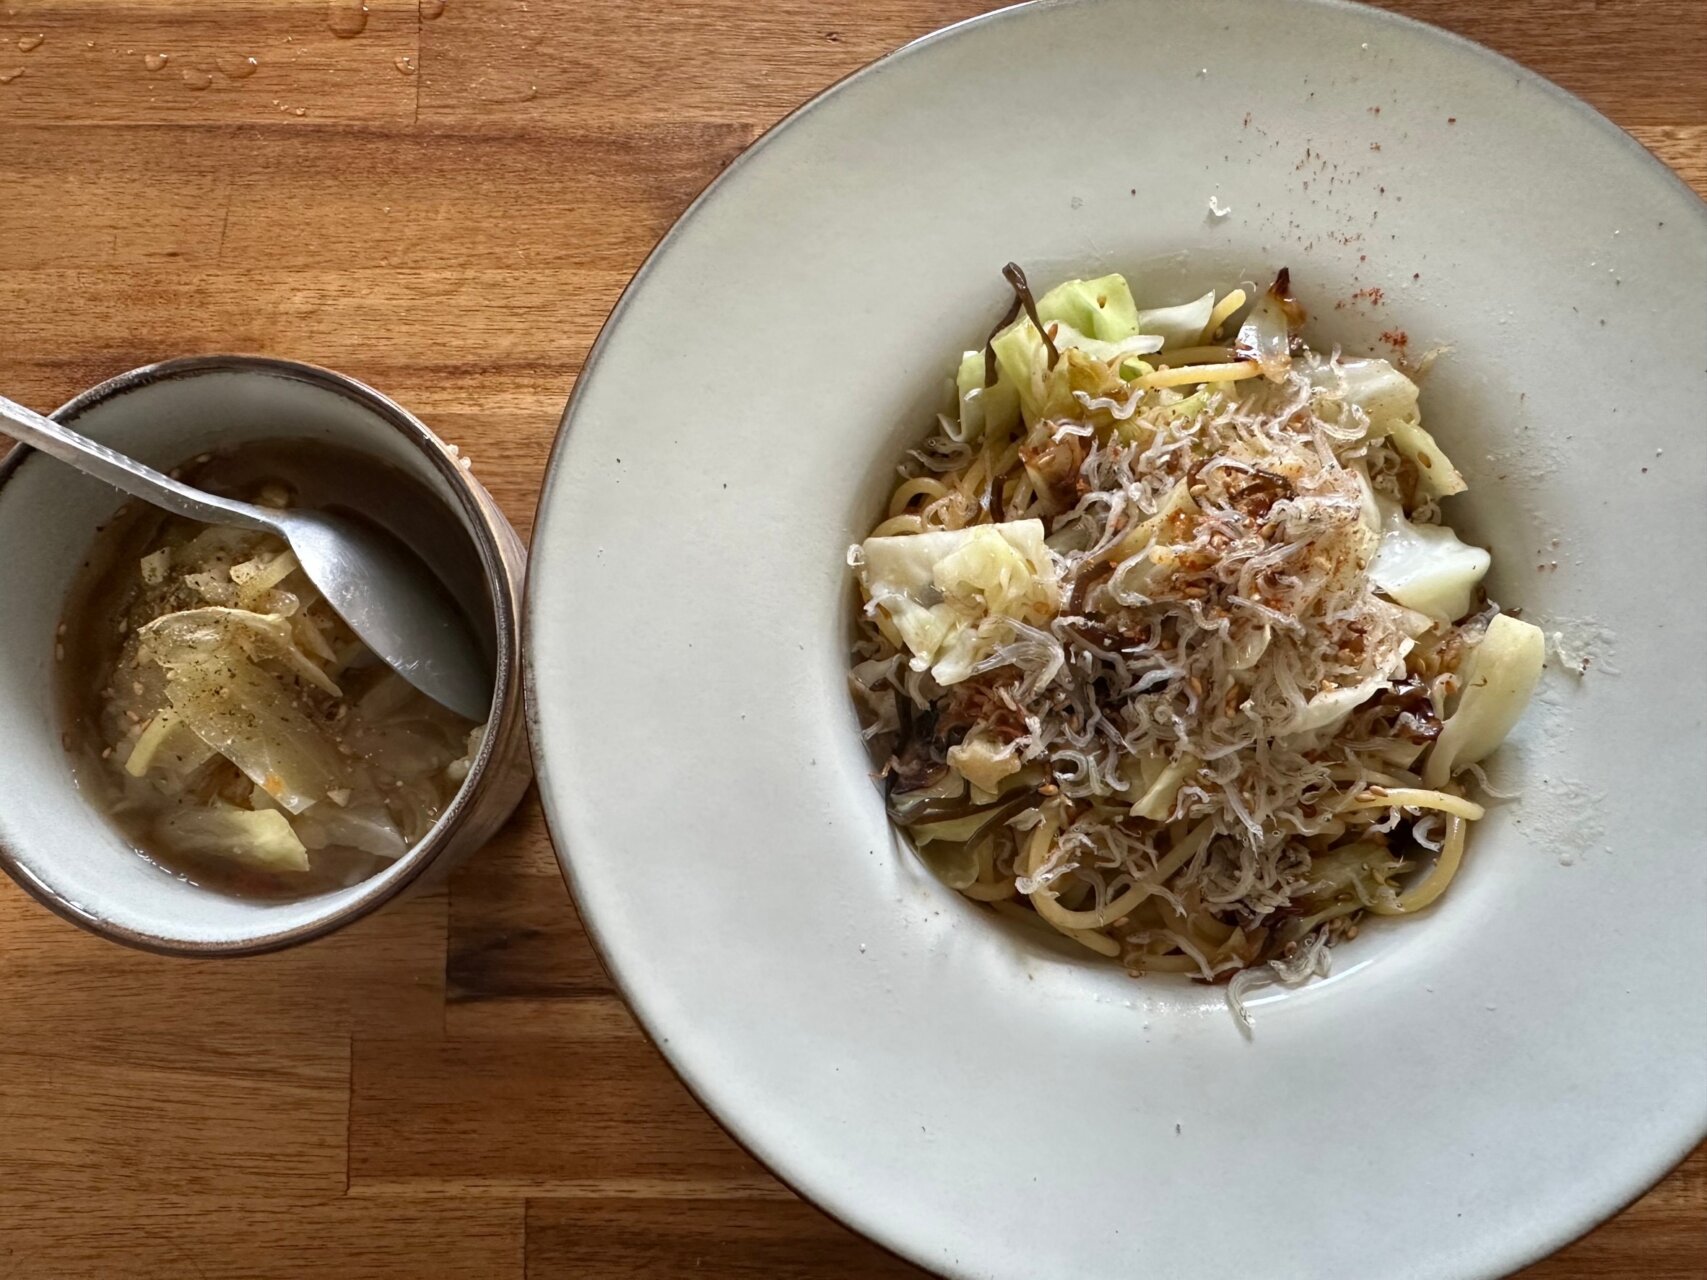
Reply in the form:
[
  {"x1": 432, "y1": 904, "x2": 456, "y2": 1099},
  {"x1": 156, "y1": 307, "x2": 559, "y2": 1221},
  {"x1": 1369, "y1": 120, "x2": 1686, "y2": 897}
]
[
  {"x1": 143, "y1": 51, "x2": 170, "y2": 71},
  {"x1": 394, "y1": 54, "x2": 416, "y2": 75},
  {"x1": 327, "y1": 0, "x2": 369, "y2": 38},
  {"x1": 181, "y1": 67, "x2": 213, "y2": 90},
  {"x1": 419, "y1": 0, "x2": 446, "y2": 18},
  {"x1": 216, "y1": 53, "x2": 259, "y2": 78},
  {"x1": 17, "y1": 32, "x2": 43, "y2": 52}
]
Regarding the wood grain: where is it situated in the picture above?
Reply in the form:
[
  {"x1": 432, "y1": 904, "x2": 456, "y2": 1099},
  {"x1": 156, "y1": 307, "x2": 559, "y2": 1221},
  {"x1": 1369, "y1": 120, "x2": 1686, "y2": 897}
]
[{"x1": 1, "y1": 1, "x2": 1703, "y2": 1276}]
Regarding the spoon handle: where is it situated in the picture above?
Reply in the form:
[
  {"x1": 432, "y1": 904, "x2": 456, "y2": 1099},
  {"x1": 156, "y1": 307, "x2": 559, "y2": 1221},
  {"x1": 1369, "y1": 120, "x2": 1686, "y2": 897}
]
[{"x1": 0, "y1": 393, "x2": 276, "y2": 533}]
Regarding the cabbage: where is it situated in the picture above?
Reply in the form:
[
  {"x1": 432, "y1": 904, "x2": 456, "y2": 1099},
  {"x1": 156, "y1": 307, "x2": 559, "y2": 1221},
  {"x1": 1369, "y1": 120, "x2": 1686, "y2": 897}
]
[
  {"x1": 1277, "y1": 669, "x2": 1396, "y2": 737},
  {"x1": 1108, "y1": 479, "x2": 1199, "y2": 596},
  {"x1": 946, "y1": 732, "x2": 1024, "y2": 792},
  {"x1": 154, "y1": 805, "x2": 310, "y2": 872},
  {"x1": 1137, "y1": 291, "x2": 1216, "y2": 347},
  {"x1": 990, "y1": 318, "x2": 1161, "y2": 423},
  {"x1": 138, "y1": 609, "x2": 349, "y2": 814},
  {"x1": 912, "y1": 834, "x2": 982, "y2": 890},
  {"x1": 1423, "y1": 614, "x2": 1545, "y2": 786},
  {"x1": 230, "y1": 548, "x2": 301, "y2": 613},
  {"x1": 142, "y1": 607, "x2": 341, "y2": 697},
  {"x1": 1308, "y1": 356, "x2": 1419, "y2": 433},
  {"x1": 293, "y1": 801, "x2": 408, "y2": 860},
  {"x1": 1035, "y1": 273, "x2": 1139, "y2": 341},
  {"x1": 446, "y1": 724, "x2": 487, "y2": 786},
  {"x1": 859, "y1": 520, "x2": 1060, "y2": 685},
  {"x1": 953, "y1": 349, "x2": 1020, "y2": 443},
  {"x1": 1389, "y1": 418, "x2": 1467, "y2": 497},
  {"x1": 1369, "y1": 502, "x2": 1489, "y2": 622},
  {"x1": 1128, "y1": 753, "x2": 1200, "y2": 820},
  {"x1": 139, "y1": 549, "x2": 171, "y2": 586},
  {"x1": 1234, "y1": 270, "x2": 1304, "y2": 381},
  {"x1": 1277, "y1": 601, "x2": 1415, "y2": 737},
  {"x1": 124, "y1": 711, "x2": 216, "y2": 780}
]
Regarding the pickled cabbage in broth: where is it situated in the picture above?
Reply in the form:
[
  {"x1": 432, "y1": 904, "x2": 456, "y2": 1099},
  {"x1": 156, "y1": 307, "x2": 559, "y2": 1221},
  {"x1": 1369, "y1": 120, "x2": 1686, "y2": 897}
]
[{"x1": 64, "y1": 456, "x2": 485, "y2": 899}]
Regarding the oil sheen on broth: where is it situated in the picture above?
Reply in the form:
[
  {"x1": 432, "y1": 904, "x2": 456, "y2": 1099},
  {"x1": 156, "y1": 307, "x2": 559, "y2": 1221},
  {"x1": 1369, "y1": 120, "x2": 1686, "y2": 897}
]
[{"x1": 60, "y1": 441, "x2": 489, "y2": 900}]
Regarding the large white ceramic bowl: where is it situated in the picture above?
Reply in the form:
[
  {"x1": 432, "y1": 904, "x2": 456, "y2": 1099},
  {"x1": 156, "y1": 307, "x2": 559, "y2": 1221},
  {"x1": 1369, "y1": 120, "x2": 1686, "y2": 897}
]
[{"x1": 526, "y1": 2, "x2": 1707, "y2": 1276}]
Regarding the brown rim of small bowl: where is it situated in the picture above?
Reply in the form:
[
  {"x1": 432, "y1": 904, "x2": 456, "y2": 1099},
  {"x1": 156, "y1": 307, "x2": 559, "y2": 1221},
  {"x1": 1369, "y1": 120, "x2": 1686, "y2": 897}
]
[{"x1": 0, "y1": 354, "x2": 524, "y2": 957}]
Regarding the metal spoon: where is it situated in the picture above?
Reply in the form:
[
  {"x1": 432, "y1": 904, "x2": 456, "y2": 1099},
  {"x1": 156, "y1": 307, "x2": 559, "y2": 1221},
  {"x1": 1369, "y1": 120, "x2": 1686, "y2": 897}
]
[{"x1": 0, "y1": 392, "x2": 492, "y2": 722}]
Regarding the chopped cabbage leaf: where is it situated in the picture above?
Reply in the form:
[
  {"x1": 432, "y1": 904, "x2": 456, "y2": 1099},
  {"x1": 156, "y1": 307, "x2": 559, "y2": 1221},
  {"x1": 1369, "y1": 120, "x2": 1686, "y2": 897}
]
[
  {"x1": 154, "y1": 805, "x2": 310, "y2": 872},
  {"x1": 1109, "y1": 479, "x2": 1200, "y2": 593},
  {"x1": 1307, "y1": 356, "x2": 1419, "y2": 433},
  {"x1": 139, "y1": 609, "x2": 349, "y2": 814},
  {"x1": 1423, "y1": 614, "x2": 1544, "y2": 786},
  {"x1": 446, "y1": 725, "x2": 487, "y2": 787},
  {"x1": 953, "y1": 349, "x2": 1021, "y2": 443},
  {"x1": 142, "y1": 607, "x2": 340, "y2": 697},
  {"x1": 859, "y1": 520, "x2": 1060, "y2": 685},
  {"x1": 1234, "y1": 274, "x2": 1302, "y2": 382},
  {"x1": 293, "y1": 801, "x2": 409, "y2": 860},
  {"x1": 1278, "y1": 628, "x2": 1415, "y2": 738},
  {"x1": 1128, "y1": 753, "x2": 1200, "y2": 820},
  {"x1": 947, "y1": 732, "x2": 1024, "y2": 793},
  {"x1": 1137, "y1": 291, "x2": 1216, "y2": 347},
  {"x1": 1368, "y1": 498, "x2": 1490, "y2": 622},
  {"x1": 911, "y1": 833, "x2": 981, "y2": 890},
  {"x1": 1277, "y1": 669, "x2": 1395, "y2": 737},
  {"x1": 230, "y1": 548, "x2": 301, "y2": 613},
  {"x1": 1389, "y1": 417, "x2": 1468, "y2": 497},
  {"x1": 139, "y1": 548, "x2": 171, "y2": 586},
  {"x1": 124, "y1": 711, "x2": 216, "y2": 780},
  {"x1": 1036, "y1": 273, "x2": 1139, "y2": 341},
  {"x1": 990, "y1": 317, "x2": 1161, "y2": 423}
]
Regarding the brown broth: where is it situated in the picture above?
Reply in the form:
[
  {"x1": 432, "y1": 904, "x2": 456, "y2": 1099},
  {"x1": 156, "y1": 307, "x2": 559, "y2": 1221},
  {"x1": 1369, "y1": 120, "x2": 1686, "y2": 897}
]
[{"x1": 59, "y1": 438, "x2": 492, "y2": 901}]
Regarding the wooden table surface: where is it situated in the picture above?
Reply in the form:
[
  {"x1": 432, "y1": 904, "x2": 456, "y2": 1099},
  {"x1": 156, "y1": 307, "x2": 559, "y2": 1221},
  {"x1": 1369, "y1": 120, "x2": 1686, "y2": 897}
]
[{"x1": 1, "y1": 1, "x2": 1702, "y2": 1276}]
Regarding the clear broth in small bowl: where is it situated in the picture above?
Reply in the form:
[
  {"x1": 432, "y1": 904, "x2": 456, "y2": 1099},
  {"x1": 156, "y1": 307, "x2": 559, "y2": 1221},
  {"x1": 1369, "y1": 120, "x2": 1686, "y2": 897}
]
[{"x1": 60, "y1": 439, "x2": 494, "y2": 900}]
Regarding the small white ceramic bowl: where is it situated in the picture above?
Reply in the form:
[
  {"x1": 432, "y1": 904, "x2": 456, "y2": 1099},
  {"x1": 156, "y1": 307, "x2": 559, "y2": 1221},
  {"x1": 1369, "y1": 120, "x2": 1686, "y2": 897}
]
[{"x1": 0, "y1": 356, "x2": 532, "y2": 954}]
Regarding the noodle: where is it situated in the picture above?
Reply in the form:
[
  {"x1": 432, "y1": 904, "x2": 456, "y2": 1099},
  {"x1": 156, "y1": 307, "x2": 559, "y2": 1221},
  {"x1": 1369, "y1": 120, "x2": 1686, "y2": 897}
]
[
  {"x1": 889, "y1": 477, "x2": 950, "y2": 517},
  {"x1": 869, "y1": 514, "x2": 924, "y2": 537},
  {"x1": 1135, "y1": 360, "x2": 1262, "y2": 389},
  {"x1": 1372, "y1": 815, "x2": 1467, "y2": 914},
  {"x1": 1200, "y1": 287, "x2": 1248, "y2": 342},
  {"x1": 1344, "y1": 788, "x2": 1486, "y2": 821}
]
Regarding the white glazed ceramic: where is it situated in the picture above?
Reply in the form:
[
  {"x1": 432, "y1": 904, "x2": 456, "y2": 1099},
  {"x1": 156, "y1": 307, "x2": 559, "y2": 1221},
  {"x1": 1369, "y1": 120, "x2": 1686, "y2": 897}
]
[
  {"x1": 525, "y1": 2, "x2": 1707, "y2": 1276},
  {"x1": 0, "y1": 357, "x2": 532, "y2": 954}
]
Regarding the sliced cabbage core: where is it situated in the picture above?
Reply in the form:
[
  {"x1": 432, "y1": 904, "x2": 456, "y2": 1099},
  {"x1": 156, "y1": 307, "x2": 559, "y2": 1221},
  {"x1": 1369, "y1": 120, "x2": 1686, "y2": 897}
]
[{"x1": 1423, "y1": 614, "x2": 1545, "y2": 786}]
